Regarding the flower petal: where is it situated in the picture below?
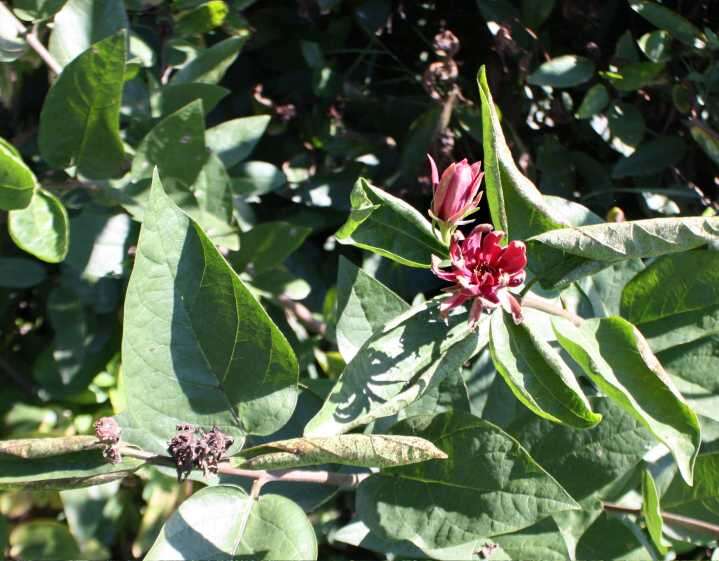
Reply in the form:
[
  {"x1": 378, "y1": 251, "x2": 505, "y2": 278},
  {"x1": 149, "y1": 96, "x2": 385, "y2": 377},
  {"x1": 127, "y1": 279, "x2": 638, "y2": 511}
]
[
  {"x1": 496, "y1": 240, "x2": 527, "y2": 273},
  {"x1": 427, "y1": 154, "x2": 439, "y2": 188},
  {"x1": 498, "y1": 290, "x2": 523, "y2": 324}
]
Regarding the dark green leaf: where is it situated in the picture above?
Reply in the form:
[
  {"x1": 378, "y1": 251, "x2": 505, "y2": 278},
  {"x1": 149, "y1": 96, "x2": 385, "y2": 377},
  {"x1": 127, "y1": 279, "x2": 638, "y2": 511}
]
[
  {"x1": 489, "y1": 310, "x2": 602, "y2": 428},
  {"x1": 159, "y1": 83, "x2": 230, "y2": 117},
  {"x1": 8, "y1": 188, "x2": 69, "y2": 264},
  {"x1": 356, "y1": 412, "x2": 579, "y2": 549},
  {"x1": 0, "y1": 257, "x2": 46, "y2": 288},
  {"x1": 233, "y1": 221, "x2": 312, "y2": 274},
  {"x1": 145, "y1": 486, "x2": 317, "y2": 560},
  {"x1": 206, "y1": 115, "x2": 271, "y2": 168},
  {"x1": 607, "y1": 62, "x2": 665, "y2": 92},
  {"x1": 304, "y1": 301, "x2": 483, "y2": 437},
  {"x1": 637, "y1": 30, "x2": 672, "y2": 62},
  {"x1": 612, "y1": 136, "x2": 686, "y2": 177},
  {"x1": 553, "y1": 316, "x2": 701, "y2": 484},
  {"x1": 121, "y1": 172, "x2": 298, "y2": 454},
  {"x1": 478, "y1": 66, "x2": 569, "y2": 240},
  {"x1": 576, "y1": 513, "x2": 649, "y2": 560},
  {"x1": 621, "y1": 250, "x2": 719, "y2": 324},
  {"x1": 575, "y1": 84, "x2": 610, "y2": 120},
  {"x1": 521, "y1": 0, "x2": 555, "y2": 28},
  {"x1": 659, "y1": 335, "x2": 719, "y2": 422},
  {"x1": 507, "y1": 397, "x2": 654, "y2": 500},
  {"x1": 629, "y1": 0, "x2": 707, "y2": 49},
  {"x1": 170, "y1": 36, "x2": 246, "y2": 85},
  {"x1": 593, "y1": 101, "x2": 646, "y2": 156},
  {"x1": 527, "y1": 55, "x2": 595, "y2": 88},
  {"x1": 688, "y1": 121, "x2": 719, "y2": 167},
  {"x1": 335, "y1": 256, "x2": 409, "y2": 362},
  {"x1": 39, "y1": 31, "x2": 127, "y2": 179},
  {"x1": 234, "y1": 434, "x2": 447, "y2": 470},
  {"x1": 661, "y1": 452, "x2": 719, "y2": 543},
  {"x1": 335, "y1": 178, "x2": 448, "y2": 268},
  {"x1": 48, "y1": 0, "x2": 127, "y2": 67}
]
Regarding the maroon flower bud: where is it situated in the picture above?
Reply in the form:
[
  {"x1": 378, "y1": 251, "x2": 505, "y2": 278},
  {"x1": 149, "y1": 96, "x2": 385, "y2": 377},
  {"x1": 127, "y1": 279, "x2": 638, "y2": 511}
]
[
  {"x1": 428, "y1": 154, "x2": 484, "y2": 228},
  {"x1": 432, "y1": 224, "x2": 527, "y2": 327},
  {"x1": 94, "y1": 417, "x2": 121, "y2": 443}
]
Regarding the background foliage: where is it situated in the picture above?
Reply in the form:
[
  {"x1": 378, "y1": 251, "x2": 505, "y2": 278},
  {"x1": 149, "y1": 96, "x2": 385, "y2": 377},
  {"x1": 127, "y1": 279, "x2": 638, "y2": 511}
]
[{"x1": 1, "y1": 0, "x2": 719, "y2": 559}]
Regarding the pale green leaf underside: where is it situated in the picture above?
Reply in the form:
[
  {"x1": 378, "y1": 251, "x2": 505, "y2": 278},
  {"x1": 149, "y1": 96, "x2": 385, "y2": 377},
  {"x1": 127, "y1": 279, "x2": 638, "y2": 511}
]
[
  {"x1": 234, "y1": 434, "x2": 447, "y2": 470},
  {"x1": 145, "y1": 486, "x2": 317, "y2": 560},
  {"x1": 121, "y1": 172, "x2": 298, "y2": 454}
]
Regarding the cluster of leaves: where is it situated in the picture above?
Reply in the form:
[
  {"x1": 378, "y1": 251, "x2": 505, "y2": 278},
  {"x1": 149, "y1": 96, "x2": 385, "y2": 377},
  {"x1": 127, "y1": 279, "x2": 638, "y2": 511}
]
[{"x1": 1, "y1": 0, "x2": 719, "y2": 560}]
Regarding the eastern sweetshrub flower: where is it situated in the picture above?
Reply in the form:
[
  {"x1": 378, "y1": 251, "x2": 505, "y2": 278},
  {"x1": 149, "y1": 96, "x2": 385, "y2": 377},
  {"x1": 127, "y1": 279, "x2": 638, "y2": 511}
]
[
  {"x1": 431, "y1": 224, "x2": 527, "y2": 327},
  {"x1": 427, "y1": 154, "x2": 484, "y2": 232}
]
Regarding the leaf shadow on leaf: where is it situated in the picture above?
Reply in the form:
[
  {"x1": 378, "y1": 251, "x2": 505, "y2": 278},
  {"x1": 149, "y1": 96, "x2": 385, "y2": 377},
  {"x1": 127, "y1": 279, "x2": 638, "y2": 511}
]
[{"x1": 327, "y1": 311, "x2": 449, "y2": 425}]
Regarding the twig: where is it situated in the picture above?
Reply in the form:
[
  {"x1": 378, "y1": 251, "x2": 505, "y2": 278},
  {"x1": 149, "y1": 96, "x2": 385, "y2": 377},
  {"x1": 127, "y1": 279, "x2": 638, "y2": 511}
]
[
  {"x1": 603, "y1": 502, "x2": 719, "y2": 538},
  {"x1": 0, "y1": 3, "x2": 62, "y2": 75},
  {"x1": 119, "y1": 446, "x2": 370, "y2": 489},
  {"x1": 521, "y1": 293, "x2": 583, "y2": 327},
  {"x1": 277, "y1": 295, "x2": 327, "y2": 336}
]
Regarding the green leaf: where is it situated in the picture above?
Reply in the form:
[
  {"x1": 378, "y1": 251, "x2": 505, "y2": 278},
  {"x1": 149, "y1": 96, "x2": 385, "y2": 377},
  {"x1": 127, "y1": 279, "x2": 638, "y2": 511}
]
[
  {"x1": 575, "y1": 84, "x2": 610, "y2": 120},
  {"x1": 661, "y1": 452, "x2": 719, "y2": 543},
  {"x1": 61, "y1": 481, "x2": 123, "y2": 553},
  {"x1": 159, "y1": 83, "x2": 229, "y2": 117},
  {"x1": 48, "y1": 0, "x2": 127, "y2": 67},
  {"x1": 0, "y1": 436, "x2": 144, "y2": 490},
  {"x1": 621, "y1": 250, "x2": 719, "y2": 324},
  {"x1": 174, "y1": 0, "x2": 229, "y2": 36},
  {"x1": 8, "y1": 188, "x2": 69, "y2": 264},
  {"x1": 629, "y1": 0, "x2": 706, "y2": 49},
  {"x1": 489, "y1": 310, "x2": 602, "y2": 428},
  {"x1": 612, "y1": 136, "x2": 685, "y2": 177},
  {"x1": 335, "y1": 178, "x2": 448, "y2": 268},
  {"x1": 641, "y1": 469, "x2": 667, "y2": 554},
  {"x1": 478, "y1": 66, "x2": 569, "y2": 240},
  {"x1": 13, "y1": 0, "x2": 68, "y2": 21},
  {"x1": 145, "y1": 486, "x2": 317, "y2": 560},
  {"x1": 121, "y1": 172, "x2": 298, "y2": 454},
  {"x1": 335, "y1": 256, "x2": 409, "y2": 362},
  {"x1": 170, "y1": 36, "x2": 246, "y2": 85},
  {"x1": 131, "y1": 99, "x2": 207, "y2": 186},
  {"x1": 304, "y1": 301, "x2": 483, "y2": 437},
  {"x1": 639, "y1": 304, "x2": 719, "y2": 353},
  {"x1": 528, "y1": 216, "x2": 719, "y2": 263},
  {"x1": 0, "y1": 257, "x2": 46, "y2": 288},
  {"x1": 576, "y1": 513, "x2": 649, "y2": 560},
  {"x1": 234, "y1": 434, "x2": 447, "y2": 470},
  {"x1": 507, "y1": 397, "x2": 654, "y2": 500},
  {"x1": 527, "y1": 55, "x2": 595, "y2": 88},
  {"x1": 637, "y1": 30, "x2": 672, "y2": 62},
  {"x1": 39, "y1": 31, "x2": 127, "y2": 179},
  {"x1": 521, "y1": 0, "x2": 555, "y2": 28},
  {"x1": 658, "y1": 335, "x2": 719, "y2": 422},
  {"x1": 606, "y1": 62, "x2": 665, "y2": 92},
  {"x1": 233, "y1": 221, "x2": 312, "y2": 274},
  {"x1": 553, "y1": 316, "x2": 701, "y2": 484},
  {"x1": 593, "y1": 100, "x2": 646, "y2": 156},
  {"x1": 9, "y1": 521, "x2": 81, "y2": 561},
  {"x1": 356, "y1": 412, "x2": 579, "y2": 550},
  {"x1": 206, "y1": 115, "x2": 271, "y2": 168},
  {"x1": 231, "y1": 161, "x2": 287, "y2": 197},
  {"x1": 688, "y1": 121, "x2": 719, "y2": 167}
]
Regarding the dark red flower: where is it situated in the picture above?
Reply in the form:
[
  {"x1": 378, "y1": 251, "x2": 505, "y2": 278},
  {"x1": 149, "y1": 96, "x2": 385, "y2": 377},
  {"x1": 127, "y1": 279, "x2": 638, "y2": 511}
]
[
  {"x1": 431, "y1": 224, "x2": 527, "y2": 327},
  {"x1": 428, "y1": 155, "x2": 484, "y2": 226}
]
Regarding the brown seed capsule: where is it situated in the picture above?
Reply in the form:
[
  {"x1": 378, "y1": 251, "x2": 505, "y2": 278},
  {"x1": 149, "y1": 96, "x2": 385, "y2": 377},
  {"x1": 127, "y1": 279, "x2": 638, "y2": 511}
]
[{"x1": 94, "y1": 417, "x2": 121, "y2": 443}]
